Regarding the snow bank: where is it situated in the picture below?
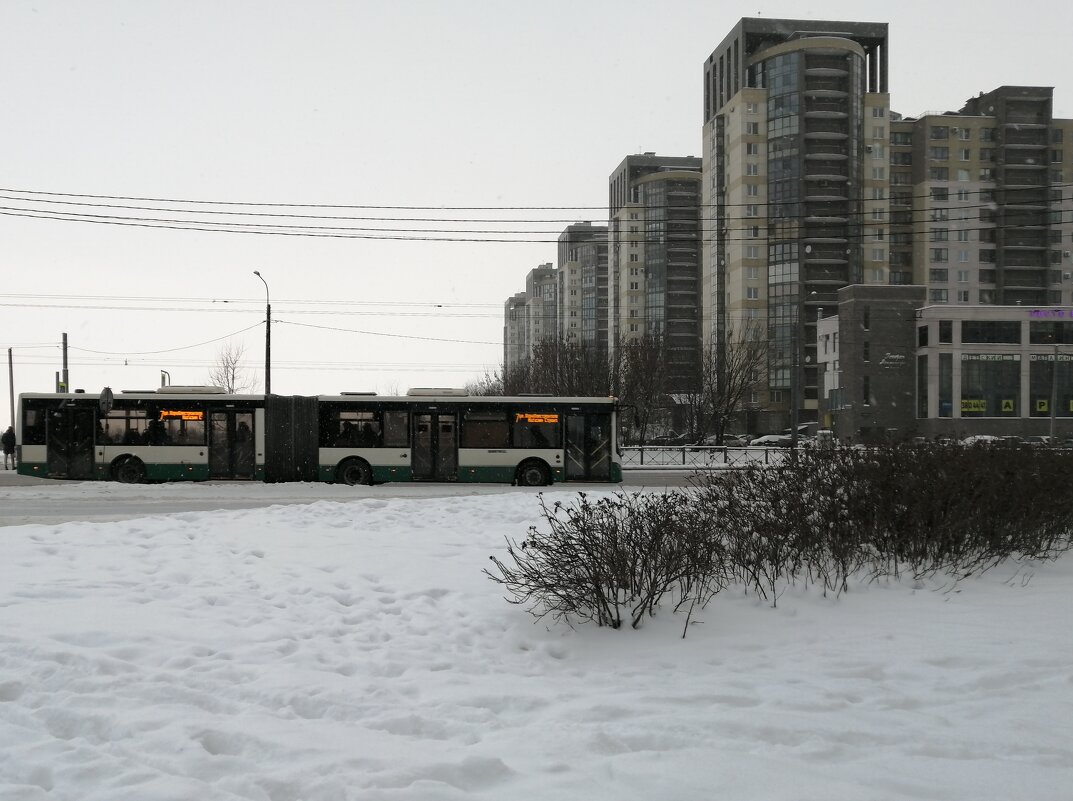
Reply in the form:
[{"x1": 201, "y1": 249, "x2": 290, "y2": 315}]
[{"x1": 1, "y1": 493, "x2": 1070, "y2": 800}]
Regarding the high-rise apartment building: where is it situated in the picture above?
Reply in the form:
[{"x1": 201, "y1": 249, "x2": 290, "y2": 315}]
[
  {"x1": 524, "y1": 262, "x2": 558, "y2": 348},
  {"x1": 702, "y1": 18, "x2": 889, "y2": 429},
  {"x1": 503, "y1": 292, "x2": 528, "y2": 374},
  {"x1": 608, "y1": 153, "x2": 703, "y2": 391},
  {"x1": 557, "y1": 222, "x2": 609, "y2": 353},
  {"x1": 889, "y1": 86, "x2": 1073, "y2": 307}
]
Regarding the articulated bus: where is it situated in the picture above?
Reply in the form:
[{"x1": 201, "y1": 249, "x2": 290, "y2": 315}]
[{"x1": 16, "y1": 387, "x2": 621, "y2": 486}]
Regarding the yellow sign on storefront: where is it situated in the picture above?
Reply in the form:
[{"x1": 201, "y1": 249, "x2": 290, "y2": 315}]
[
  {"x1": 961, "y1": 399, "x2": 987, "y2": 413},
  {"x1": 1001, "y1": 399, "x2": 1015, "y2": 413},
  {"x1": 1037, "y1": 399, "x2": 1049, "y2": 413}
]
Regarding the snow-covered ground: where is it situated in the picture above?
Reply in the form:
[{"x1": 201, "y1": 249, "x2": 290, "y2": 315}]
[{"x1": 1, "y1": 489, "x2": 1071, "y2": 800}]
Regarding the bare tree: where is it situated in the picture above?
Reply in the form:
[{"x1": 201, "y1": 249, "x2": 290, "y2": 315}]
[
  {"x1": 701, "y1": 319, "x2": 768, "y2": 443},
  {"x1": 465, "y1": 368, "x2": 505, "y2": 396},
  {"x1": 208, "y1": 342, "x2": 255, "y2": 394},
  {"x1": 617, "y1": 335, "x2": 670, "y2": 445}
]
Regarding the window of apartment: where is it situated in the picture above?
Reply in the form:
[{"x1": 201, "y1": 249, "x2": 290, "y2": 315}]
[
  {"x1": 959, "y1": 128, "x2": 972, "y2": 140},
  {"x1": 872, "y1": 107, "x2": 886, "y2": 117},
  {"x1": 746, "y1": 163, "x2": 759, "y2": 176},
  {"x1": 1053, "y1": 169, "x2": 1064, "y2": 182},
  {"x1": 929, "y1": 167, "x2": 949, "y2": 181},
  {"x1": 746, "y1": 121, "x2": 759, "y2": 135},
  {"x1": 930, "y1": 126, "x2": 949, "y2": 139},
  {"x1": 1052, "y1": 149, "x2": 1064, "y2": 163},
  {"x1": 979, "y1": 168, "x2": 993, "y2": 180},
  {"x1": 957, "y1": 189, "x2": 971, "y2": 202},
  {"x1": 629, "y1": 281, "x2": 639, "y2": 290},
  {"x1": 930, "y1": 187, "x2": 949, "y2": 202},
  {"x1": 872, "y1": 166, "x2": 886, "y2": 180},
  {"x1": 746, "y1": 102, "x2": 758, "y2": 113},
  {"x1": 938, "y1": 320, "x2": 953, "y2": 344},
  {"x1": 870, "y1": 268, "x2": 885, "y2": 282},
  {"x1": 930, "y1": 228, "x2": 949, "y2": 242},
  {"x1": 891, "y1": 152, "x2": 913, "y2": 165},
  {"x1": 980, "y1": 128, "x2": 995, "y2": 141},
  {"x1": 871, "y1": 248, "x2": 886, "y2": 261},
  {"x1": 928, "y1": 146, "x2": 949, "y2": 160},
  {"x1": 862, "y1": 376, "x2": 872, "y2": 406},
  {"x1": 891, "y1": 131, "x2": 913, "y2": 145},
  {"x1": 956, "y1": 229, "x2": 971, "y2": 242},
  {"x1": 872, "y1": 208, "x2": 886, "y2": 221},
  {"x1": 629, "y1": 225, "x2": 638, "y2": 233},
  {"x1": 979, "y1": 289, "x2": 995, "y2": 304},
  {"x1": 629, "y1": 253, "x2": 638, "y2": 262},
  {"x1": 745, "y1": 204, "x2": 759, "y2": 217},
  {"x1": 930, "y1": 288, "x2": 949, "y2": 303},
  {"x1": 930, "y1": 248, "x2": 949, "y2": 262},
  {"x1": 862, "y1": 341, "x2": 871, "y2": 362},
  {"x1": 746, "y1": 287, "x2": 760, "y2": 299},
  {"x1": 959, "y1": 148, "x2": 971, "y2": 161},
  {"x1": 957, "y1": 169, "x2": 971, "y2": 181},
  {"x1": 747, "y1": 225, "x2": 760, "y2": 238},
  {"x1": 745, "y1": 245, "x2": 760, "y2": 259},
  {"x1": 862, "y1": 307, "x2": 871, "y2": 330},
  {"x1": 962, "y1": 320, "x2": 1021, "y2": 344},
  {"x1": 769, "y1": 390, "x2": 784, "y2": 403},
  {"x1": 872, "y1": 126, "x2": 886, "y2": 139},
  {"x1": 957, "y1": 290, "x2": 970, "y2": 303},
  {"x1": 1053, "y1": 129, "x2": 1065, "y2": 144},
  {"x1": 746, "y1": 183, "x2": 759, "y2": 196},
  {"x1": 980, "y1": 268, "x2": 996, "y2": 282},
  {"x1": 873, "y1": 228, "x2": 885, "y2": 241},
  {"x1": 930, "y1": 207, "x2": 949, "y2": 221},
  {"x1": 746, "y1": 266, "x2": 760, "y2": 279},
  {"x1": 957, "y1": 269, "x2": 970, "y2": 283},
  {"x1": 872, "y1": 187, "x2": 886, "y2": 200},
  {"x1": 929, "y1": 268, "x2": 949, "y2": 282},
  {"x1": 746, "y1": 142, "x2": 760, "y2": 156}
]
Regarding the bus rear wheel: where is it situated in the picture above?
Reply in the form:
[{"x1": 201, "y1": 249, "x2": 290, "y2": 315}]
[
  {"x1": 113, "y1": 457, "x2": 146, "y2": 484},
  {"x1": 516, "y1": 460, "x2": 550, "y2": 487},
  {"x1": 337, "y1": 458, "x2": 372, "y2": 486}
]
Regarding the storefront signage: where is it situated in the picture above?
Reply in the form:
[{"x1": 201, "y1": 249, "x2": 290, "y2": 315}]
[
  {"x1": 1029, "y1": 308, "x2": 1073, "y2": 318},
  {"x1": 960, "y1": 353, "x2": 1019, "y2": 361},
  {"x1": 961, "y1": 399, "x2": 987, "y2": 413}
]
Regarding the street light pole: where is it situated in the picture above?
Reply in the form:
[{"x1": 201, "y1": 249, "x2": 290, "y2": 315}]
[{"x1": 253, "y1": 271, "x2": 271, "y2": 395}]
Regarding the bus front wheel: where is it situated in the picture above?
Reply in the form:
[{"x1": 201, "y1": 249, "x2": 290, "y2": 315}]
[
  {"x1": 113, "y1": 457, "x2": 146, "y2": 484},
  {"x1": 516, "y1": 460, "x2": 550, "y2": 487},
  {"x1": 337, "y1": 458, "x2": 372, "y2": 486}
]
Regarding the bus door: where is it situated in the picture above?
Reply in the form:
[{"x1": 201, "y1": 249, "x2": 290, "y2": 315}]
[
  {"x1": 565, "y1": 412, "x2": 611, "y2": 481},
  {"x1": 412, "y1": 413, "x2": 457, "y2": 480},
  {"x1": 208, "y1": 410, "x2": 255, "y2": 479},
  {"x1": 46, "y1": 405, "x2": 96, "y2": 480}
]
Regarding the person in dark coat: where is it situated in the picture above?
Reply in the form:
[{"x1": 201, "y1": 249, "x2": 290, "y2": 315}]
[{"x1": 2, "y1": 426, "x2": 15, "y2": 469}]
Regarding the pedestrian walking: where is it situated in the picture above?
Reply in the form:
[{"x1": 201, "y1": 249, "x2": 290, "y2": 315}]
[{"x1": 2, "y1": 426, "x2": 15, "y2": 470}]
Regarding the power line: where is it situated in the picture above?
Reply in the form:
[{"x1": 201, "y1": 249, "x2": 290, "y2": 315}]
[{"x1": 277, "y1": 319, "x2": 500, "y2": 346}]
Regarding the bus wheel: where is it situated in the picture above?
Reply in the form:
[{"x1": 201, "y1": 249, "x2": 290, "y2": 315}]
[
  {"x1": 113, "y1": 457, "x2": 146, "y2": 484},
  {"x1": 516, "y1": 460, "x2": 550, "y2": 487},
  {"x1": 337, "y1": 458, "x2": 372, "y2": 486}
]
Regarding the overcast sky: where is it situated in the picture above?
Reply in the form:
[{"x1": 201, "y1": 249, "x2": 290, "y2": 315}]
[{"x1": 3, "y1": 0, "x2": 1072, "y2": 424}]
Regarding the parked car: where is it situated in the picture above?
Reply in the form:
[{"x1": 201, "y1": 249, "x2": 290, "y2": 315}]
[
  {"x1": 646, "y1": 432, "x2": 687, "y2": 447},
  {"x1": 749, "y1": 434, "x2": 793, "y2": 447},
  {"x1": 1021, "y1": 436, "x2": 1054, "y2": 447}
]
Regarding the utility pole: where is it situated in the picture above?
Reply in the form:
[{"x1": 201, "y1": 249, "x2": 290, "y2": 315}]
[
  {"x1": 59, "y1": 332, "x2": 69, "y2": 392},
  {"x1": 7, "y1": 348, "x2": 13, "y2": 428},
  {"x1": 253, "y1": 271, "x2": 271, "y2": 395},
  {"x1": 1050, "y1": 343, "x2": 1059, "y2": 442}
]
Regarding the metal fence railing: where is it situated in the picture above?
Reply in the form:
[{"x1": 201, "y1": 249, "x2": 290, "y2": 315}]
[{"x1": 619, "y1": 446, "x2": 790, "y2": 469}]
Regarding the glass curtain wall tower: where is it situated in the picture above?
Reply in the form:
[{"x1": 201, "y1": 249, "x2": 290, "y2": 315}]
[{"x1": 702, "y1": 18, "x2": 889, "y2": 430}]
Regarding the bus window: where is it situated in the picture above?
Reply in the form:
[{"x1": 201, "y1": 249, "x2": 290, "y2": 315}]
[
  {"x1": 22, "y1": 406, "x2": 46, "y2": 446},
  {"x1": 334, "y1": 412, "x2": 380, "y2": 447},
  {"x1": 382, "y1": 411, "x2": 409, "y2": 447},
  {"x1": 513, "y1": 412, "x2": 561, "y2": 449},
  {"x1": 461, "y1": 410, "x2": 508, "y2": 448},
  {"x1": 103, "y1": 409, "x2": 147, "y2": 445}
]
